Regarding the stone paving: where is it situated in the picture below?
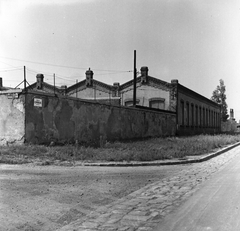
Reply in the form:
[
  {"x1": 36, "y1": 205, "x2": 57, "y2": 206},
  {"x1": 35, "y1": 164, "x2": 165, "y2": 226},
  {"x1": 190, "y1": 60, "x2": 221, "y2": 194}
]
[{"x1": 58, "y1": 145, "x2": 240, "y2": 231}]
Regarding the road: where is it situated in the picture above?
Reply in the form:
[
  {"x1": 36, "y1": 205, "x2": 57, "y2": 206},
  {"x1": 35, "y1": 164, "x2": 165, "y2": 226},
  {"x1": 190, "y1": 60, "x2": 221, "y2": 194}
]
[
  {"x1": 1, "y1": 145, "x2": 239, "y2": 231},
  {"x1": 0, "y1": 163, "x2": 186, "y2": 231},
  {"x1": 154, "y1": 146, "x2": 240, "y2": 231}
]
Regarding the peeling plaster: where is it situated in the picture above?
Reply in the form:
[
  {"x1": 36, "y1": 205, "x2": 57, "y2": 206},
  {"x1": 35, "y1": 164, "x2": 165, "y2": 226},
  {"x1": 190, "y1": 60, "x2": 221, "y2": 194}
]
[
  {"x1": 24, "y1": 93, "x2": 176, "y2": 146},
  {"x1": 0, "y1": 95, "x2": 25, "y2": 145}
]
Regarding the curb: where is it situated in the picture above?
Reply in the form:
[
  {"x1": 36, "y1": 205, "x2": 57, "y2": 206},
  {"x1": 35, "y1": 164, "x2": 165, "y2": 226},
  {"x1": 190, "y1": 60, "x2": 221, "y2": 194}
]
[{"x1": 81, "y1": 142, "x2": 240, "y2": 167}]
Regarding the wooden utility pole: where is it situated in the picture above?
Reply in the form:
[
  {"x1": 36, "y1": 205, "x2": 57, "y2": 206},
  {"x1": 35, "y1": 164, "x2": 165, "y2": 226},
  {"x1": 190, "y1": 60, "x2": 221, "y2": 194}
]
[
  {"x1": 53, "y1": 73, "x2": 56, "y2": 95},
  {"x1": 133, "y1": 50, "x2": 137, "y2": 106},
  {"x1": 24, "y1": 66, "x2": 26, "y2": 91},
  {"x1": 76, "y1": 79, "x2": 78, "y2": 98}
]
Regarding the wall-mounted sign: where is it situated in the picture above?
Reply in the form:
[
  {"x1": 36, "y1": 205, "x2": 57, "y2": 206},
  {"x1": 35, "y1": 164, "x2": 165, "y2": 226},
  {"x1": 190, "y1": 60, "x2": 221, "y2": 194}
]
[{"x1": 34, "y1": 98, "x2": 42, "y2": 107}]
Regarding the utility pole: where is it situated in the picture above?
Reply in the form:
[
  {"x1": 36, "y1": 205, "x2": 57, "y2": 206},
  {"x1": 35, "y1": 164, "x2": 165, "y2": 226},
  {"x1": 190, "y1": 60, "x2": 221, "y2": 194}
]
[
  {"x1": 133, "y1": 50, "x2": 137, "y2": 106},
  {"x1": 76, "y1": 79, "x2": 78, "y2": 98},
  {"x1": 24, "y1": 66, "x2": 26, "y2": 91},
  {"x1": 53, "y1": 73, "x2": 55, "y2": 95}
]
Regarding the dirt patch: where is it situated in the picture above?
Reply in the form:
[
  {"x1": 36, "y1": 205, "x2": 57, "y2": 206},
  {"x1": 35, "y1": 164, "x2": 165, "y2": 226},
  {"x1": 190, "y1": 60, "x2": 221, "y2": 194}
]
[{"x1": 0, "y1": 163, "x2": 189, "y2": 231}]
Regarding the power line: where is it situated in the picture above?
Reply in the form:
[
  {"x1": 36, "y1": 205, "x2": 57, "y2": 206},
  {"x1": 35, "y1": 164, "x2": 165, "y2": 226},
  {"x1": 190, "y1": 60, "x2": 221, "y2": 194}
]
[
  {"x1": 0, "y1": 56, "x2": 132, "y2": 73},
  {"x1": 26, "y1": 67, "x2": 84, "y2": 82},
  {"x1": 0, "y1": 60, "x2": 23, "y2": 69},
  {"x1": 0, "y1": 67, "x2": 23, "y2": 72}
]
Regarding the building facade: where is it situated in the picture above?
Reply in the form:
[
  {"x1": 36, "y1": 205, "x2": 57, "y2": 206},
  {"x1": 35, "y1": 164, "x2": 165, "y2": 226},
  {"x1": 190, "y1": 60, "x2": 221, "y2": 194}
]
[
  {"x1": 11, "y1": 65, "x2": 222, "y2": 142},
  {"x1": 174, "y1": 81, "x2": 221, "y2": 135}
]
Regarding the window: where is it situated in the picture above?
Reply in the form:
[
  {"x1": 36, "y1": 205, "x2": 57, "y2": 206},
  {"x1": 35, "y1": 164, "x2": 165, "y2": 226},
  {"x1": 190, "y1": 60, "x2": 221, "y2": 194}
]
[
  {"x1": 186, "y1": 102, "x2": 190, "y2": 126},
  {"x1": 180, "y1": 100, "x2": 184, "y2": 126},
  {"x1": 206, "y1": 109, "x2": 208, "y2": 127},
  {"x1": 213, "y1": 111, "x2": 217, "y2": 127},
  {"x1": 125, "y1": 99, "x2": 140, "y2": 107},
  {"x1": 203, "y1": 108, "x2": 205, "y2": 127},
  {"x1": 210, "y1": 110, "x2": 212, "y2": 127},
  {"x1": 149, "y1": 98, "x2": 165, "y2": 110},
  {"x1": 195, "y1": 106, "x2": 198, "y2": 127},
  {"x1": 199, "y1": 107, "x2": 202, "y2": 127},
  {"x1": 191, "y1": 104, "x2": 194, "y2": 126}
]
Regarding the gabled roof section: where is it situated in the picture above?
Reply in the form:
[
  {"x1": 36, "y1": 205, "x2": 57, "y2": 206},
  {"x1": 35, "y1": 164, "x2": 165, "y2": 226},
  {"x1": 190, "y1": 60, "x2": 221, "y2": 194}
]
[
  {"x1": 26, "y1": 82, "x2": 63, "y2": 94},
  {"x1": 66, "y1": 79, "x2": 114, "y2": 94},
  {"x1": 178, "y1": 83, "x2": 220, "y2": 108},
  {"x1": 119, "y1": 75, "x2": 171, "y2": 91}
]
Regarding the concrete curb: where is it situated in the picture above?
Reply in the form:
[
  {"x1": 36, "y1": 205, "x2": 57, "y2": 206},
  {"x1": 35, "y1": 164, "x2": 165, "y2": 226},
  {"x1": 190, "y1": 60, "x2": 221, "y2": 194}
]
[{"x1": 81, "y1": 142, "x2": 240, "y2": 167}]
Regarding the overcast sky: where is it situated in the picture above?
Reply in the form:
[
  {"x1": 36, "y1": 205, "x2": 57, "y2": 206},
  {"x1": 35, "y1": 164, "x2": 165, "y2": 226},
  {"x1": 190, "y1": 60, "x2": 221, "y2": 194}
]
[{"x1": 1, "y1": 0, "x2": 240, "y2": 120}]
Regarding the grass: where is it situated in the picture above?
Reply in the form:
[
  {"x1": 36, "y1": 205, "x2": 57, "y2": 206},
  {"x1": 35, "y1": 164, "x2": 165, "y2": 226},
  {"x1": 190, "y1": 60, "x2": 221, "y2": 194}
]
[{"x1": 1, "y1": 134, "x2": 240, "y2": 165}]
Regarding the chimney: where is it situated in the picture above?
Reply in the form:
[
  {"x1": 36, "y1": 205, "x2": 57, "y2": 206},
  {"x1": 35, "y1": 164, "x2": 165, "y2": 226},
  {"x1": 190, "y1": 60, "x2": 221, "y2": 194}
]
[
  {"x1": 85, "y1": 68, "x2": 93, "y2": 87},
  {"x1": 171, "y1": 79, "x2": 179, "y2": 85},
  {"x1": 230, "y1": 109, "x2": 234, "y2": 119},
  {"x1": 36, "y1": 74, "x2": 44, "y2": 90},
  {"x1": 140, "y1": 66, "x2": 148, "y2": 84},
  {"x1": 0, "y1": 77, "x2": 2, "y2": 88},
  {"x1": 170, "y1": 79, "x2": 178, "y2": 101},
  {"x1": 113, "y1": 82, "x2": 120, "y2": 88},
  {"x1": 113, "y1": 82, "x2": 120, "y2": 97},
  {"x1": 61, "y1": 85, "x2": 67, "y2": 95}
]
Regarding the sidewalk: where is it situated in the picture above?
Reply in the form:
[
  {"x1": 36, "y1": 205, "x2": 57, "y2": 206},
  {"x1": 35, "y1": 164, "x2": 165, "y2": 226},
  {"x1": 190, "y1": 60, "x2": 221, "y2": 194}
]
[
  {"x1": 80, "y1": 142, "x2": 240, "y2": 167},
  {"x1": 58, "y1": 142, "x2": 240, "y2": 231}
]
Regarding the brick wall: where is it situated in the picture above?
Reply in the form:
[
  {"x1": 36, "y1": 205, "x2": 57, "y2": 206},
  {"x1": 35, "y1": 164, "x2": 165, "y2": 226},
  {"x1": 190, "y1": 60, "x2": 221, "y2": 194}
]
[{"x1": 176, "y1": 84, "x2": 221, "y2": 135}]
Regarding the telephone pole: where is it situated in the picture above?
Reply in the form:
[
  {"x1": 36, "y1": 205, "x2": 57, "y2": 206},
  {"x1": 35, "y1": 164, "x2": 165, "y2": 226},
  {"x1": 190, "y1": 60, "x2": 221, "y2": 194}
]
[
  {"x1": 24, "y1": 66, "x2": 26, "y2": 91},
  {"x1": 133, "y1": 50, "x2": 137, "y2": 106}
]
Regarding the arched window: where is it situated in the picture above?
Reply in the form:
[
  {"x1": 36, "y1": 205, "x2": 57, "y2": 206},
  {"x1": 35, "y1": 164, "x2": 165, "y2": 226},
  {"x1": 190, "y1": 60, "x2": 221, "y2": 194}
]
[
  {"x1": 199, "y1": 107, "x2": 202, "y2": 127},
  {"x1": 191, "y1": 104, "x2": 194, "y2": 126},
  {"x1": 149, "y1": 98, "x2": 165, "y2": 110},
  {"x1": 124, "y1": 99, "x2": 140, "y2": 107},
  {"x1": 180, "y1": 100, "x2": 184, "y2": 126},
  {"x1": 195, "y1": 105, "x2": 198, "y2": 127},
  {"x1": 186, "y1": 102, "x2": 190, "y2": 126}
]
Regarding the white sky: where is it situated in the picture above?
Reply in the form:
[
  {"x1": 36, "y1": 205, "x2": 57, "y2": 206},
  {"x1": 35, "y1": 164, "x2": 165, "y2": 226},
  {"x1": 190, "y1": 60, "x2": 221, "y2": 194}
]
[{"x1": 1, "y1": 0, "x2": 240, "y2": 120}]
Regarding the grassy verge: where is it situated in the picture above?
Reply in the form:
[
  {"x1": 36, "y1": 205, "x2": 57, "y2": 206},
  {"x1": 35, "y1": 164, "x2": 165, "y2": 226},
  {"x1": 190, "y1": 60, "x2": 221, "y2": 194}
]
[{"x1": 1, "y1": 134, "x2": 240, "y2": 165}]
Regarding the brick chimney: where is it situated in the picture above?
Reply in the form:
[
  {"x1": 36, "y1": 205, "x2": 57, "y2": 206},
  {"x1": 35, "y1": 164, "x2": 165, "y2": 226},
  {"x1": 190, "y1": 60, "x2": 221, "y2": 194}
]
[
  {"x1": 61, "y1": 85, "x2": 67, "y2": 95},
  {"x1": 171, "y1": 79, "x2": 179, "y2": 84},
  {"x1": 113, "y1": 82, "x2": 120, "y2": 97},
  {"x1": 230, "y1": 109, "x2": 234, "y2": 119},
  {"x1": 36, "y1": 74, "x2": 44, "y2": 90},
  {"x1": 140, "y1": 66, "x2": 148, "y2": 84},
  {"x1": 85, "y1": 68, "x2": 93, "y2": 87}
]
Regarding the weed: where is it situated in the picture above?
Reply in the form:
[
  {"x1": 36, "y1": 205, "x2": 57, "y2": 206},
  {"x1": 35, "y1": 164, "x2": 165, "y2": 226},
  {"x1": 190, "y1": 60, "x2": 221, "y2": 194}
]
[{"x1": 1, "y1": 134, "x2": 240, "y2": 164}]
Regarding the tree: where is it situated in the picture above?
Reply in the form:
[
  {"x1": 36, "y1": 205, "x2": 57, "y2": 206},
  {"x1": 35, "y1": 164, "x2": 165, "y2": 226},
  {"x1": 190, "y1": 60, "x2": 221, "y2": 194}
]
[{"x1": 211, "y1": 79, "x2": 229, "y2": 122}]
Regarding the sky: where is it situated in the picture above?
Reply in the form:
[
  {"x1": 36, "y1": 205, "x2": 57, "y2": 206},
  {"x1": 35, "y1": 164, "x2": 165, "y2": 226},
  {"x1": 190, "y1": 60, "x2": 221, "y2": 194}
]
[{"x1": 0, "y1": 0, "x2": 240, "y2": 120}]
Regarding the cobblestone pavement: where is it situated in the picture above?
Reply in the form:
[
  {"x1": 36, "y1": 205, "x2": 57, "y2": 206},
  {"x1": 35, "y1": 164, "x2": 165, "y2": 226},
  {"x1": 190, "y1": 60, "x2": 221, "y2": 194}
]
[{"x1": 58, "y1": 145, "x2": 240, "y2": 231}]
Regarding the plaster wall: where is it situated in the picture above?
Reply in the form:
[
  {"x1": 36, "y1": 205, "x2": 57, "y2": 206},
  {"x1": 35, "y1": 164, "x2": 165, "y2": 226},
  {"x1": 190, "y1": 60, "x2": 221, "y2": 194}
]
[
  {"x1": 121, "y1": 84, "x2": 170, "y2": 109},
  {"x1": 0, "y1": 94, "x2": 25, "y2": 145},
  {"x1": 25, "y1": 92, "x2": 176, "y2": 146},
  {"x1": 69, "y1": 87, "x2": 112, "y2": 99}
]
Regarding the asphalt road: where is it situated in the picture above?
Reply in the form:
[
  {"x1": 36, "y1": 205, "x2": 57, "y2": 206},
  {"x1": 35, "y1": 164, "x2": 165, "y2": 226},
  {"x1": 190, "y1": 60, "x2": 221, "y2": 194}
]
[{"x1": 154, "y1": 147, "x2": 240, "y2": 231}]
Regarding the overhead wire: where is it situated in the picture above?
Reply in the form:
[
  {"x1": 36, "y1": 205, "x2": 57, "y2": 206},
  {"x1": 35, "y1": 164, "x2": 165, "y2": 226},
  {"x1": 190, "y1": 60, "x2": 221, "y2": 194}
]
[
  {"x1": 26, "y1": 67, "x2": 81, "y2": 84},
  {"x1": 0, "y1": 56, "x2": 132, "y2": 73},
  {"x1": 0, "y1": 67, "x2": 23, "y2": 72},
  {"x1": 0, "y1": 57, "x2": 133, "y2": 87}
]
